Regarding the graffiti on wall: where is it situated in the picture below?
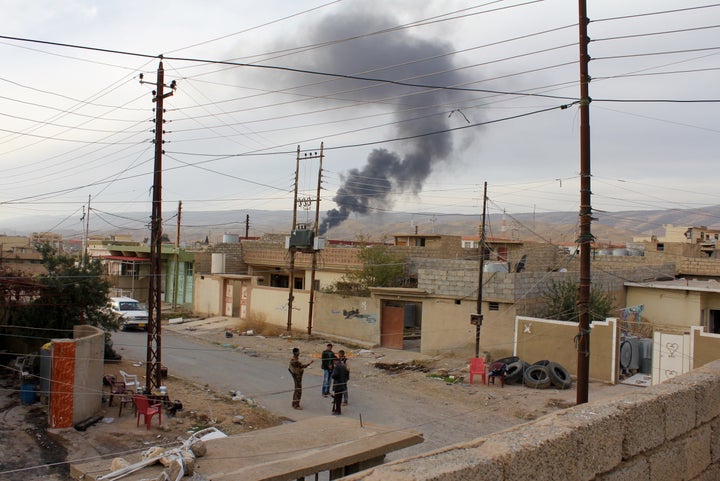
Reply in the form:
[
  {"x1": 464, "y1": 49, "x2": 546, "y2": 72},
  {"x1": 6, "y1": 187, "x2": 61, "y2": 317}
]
[{"x1": 331, "y1": 306, "x2": 377, "y2": 324}]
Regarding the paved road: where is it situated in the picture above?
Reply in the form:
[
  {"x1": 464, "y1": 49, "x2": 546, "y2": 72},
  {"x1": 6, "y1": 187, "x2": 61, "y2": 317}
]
[{"x1": 111, "y1": 329, "x2": 515, "y2": 460}]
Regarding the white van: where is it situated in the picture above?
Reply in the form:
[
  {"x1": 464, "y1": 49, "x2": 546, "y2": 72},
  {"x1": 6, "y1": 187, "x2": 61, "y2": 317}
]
[{"x1": 109, "y1": 297, "x2": 149, "y2": 331}]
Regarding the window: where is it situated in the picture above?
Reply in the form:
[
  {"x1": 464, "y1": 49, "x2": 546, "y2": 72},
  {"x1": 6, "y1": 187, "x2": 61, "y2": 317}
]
[
  {"x1": 657, "y1": 243, "x2": 664, "y2": 252},
  {"x1": 270, "y1": 274, "x2": 289, "y2": 288},
  {"x1": 294, "y1": 277, "x2": 303, "y2": 290},
  {"x1": 489, "y1": 302, "x2": 500, "y2": 311},
  {"x1": 708, "y1": 309, "x2": 720, "y2": 334}
]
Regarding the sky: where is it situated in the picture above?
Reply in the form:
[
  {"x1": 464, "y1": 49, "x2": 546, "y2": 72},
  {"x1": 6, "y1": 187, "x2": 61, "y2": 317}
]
[{"x1": 0, "y1": 0, "x2": 718, "y2": 239}]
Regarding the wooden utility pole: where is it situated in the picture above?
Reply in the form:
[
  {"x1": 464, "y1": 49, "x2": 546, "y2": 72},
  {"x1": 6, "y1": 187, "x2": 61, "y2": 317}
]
[
  {"x1": 307, "y1": 143, "x2": 324, "y2": 335},
  {"x1": 144, "y1": 60, "x2": 175, "y2": 393},
  {"x1": 245, "y1": 214, "x2": 250, "y2": 239},
  {"x1": 576, "y1": 0, "x2": 593, "y2": 405},
  {"x1": 473, "y1": 182, "x2": 487, "y2": 358},
  {"x1": 172, "y1": 200, "x2": 182, "y2": 310},
  {"x1": 81, "y1": 195, "x2": 91, "y2": 268}
]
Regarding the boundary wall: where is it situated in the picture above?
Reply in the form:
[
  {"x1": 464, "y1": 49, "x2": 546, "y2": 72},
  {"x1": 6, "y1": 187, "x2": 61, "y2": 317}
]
[
  {"x1": 49, "y1": 325, "x2": 104, "y2": 429},
  {"x1": 344, "y1": 359, "x2": 720, "y2": 481}
]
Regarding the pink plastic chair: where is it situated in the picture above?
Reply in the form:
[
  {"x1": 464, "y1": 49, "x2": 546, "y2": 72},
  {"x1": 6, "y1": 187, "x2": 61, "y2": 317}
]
[
  {"x1": 469, "y1": 358, "x2": 487, "y2": 384},
  {"x1": 133, "y1": 395, "x2": 162, "y2": 429}
]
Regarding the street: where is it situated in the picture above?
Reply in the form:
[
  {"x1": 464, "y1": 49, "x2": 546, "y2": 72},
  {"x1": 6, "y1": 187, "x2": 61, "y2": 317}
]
[{"x1": 111, "y1": 328, "x2": 525, "y2": 460}]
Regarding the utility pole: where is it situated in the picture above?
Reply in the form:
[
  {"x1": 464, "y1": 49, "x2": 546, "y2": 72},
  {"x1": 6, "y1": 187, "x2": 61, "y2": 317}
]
[
  {"x1": 81, "y1": 195, "x2": 91, "y2": 268},
  {"x1": 307, "y1": 143, "x2": 324, "y2": 335},
  {"x1": 142, "y1": 60, "x2": 176, "y2": 393},
  {"x1": 286, "y1": 147, "x2": 301, "y2": 333},
  {"x1": 245, "y1": 214, "x2": 250, "y2": 239},
  {"x1": 576, "y1": 0, "x2": 593, "y2": 405},
  {"x1": 473, "y1": 182, "x2": 487, "y2": 358},
  {"x1": 172, "y1": 200, "x2": 182, "y2": 310}
]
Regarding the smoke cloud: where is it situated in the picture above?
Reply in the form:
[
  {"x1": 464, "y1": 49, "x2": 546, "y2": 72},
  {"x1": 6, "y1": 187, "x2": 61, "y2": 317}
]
[{"x1": 284, "y1": 7, "x2": 471, "y2": 234}]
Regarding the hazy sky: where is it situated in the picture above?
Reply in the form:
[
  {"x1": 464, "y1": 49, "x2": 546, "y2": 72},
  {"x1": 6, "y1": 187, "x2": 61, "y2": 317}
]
[{"x1": 0, "y1": 0, "x2": 718, "y2": 238}]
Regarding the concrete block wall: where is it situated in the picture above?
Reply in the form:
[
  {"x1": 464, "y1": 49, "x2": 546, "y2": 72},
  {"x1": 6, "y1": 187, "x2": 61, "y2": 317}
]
[
  {"x1": 344, "y1": 360, "x2": 720, "y2": 481},
  {"x1": 678, "y1": 256, "x2": 720, "y2": 277}
]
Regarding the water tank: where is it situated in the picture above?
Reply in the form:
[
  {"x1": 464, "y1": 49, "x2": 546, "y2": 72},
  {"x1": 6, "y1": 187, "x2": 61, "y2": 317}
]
[
  {"x1": 222, "y1": 233, "x2": 238, "y2": 244},
  {"x1": 211, "y1": 253, "x2": 226, "y2": 274},
  {"x1": 639, "y1": 338, "x2": 653, "y2": 374},
  {"x1": 620, "y1": 337, "x2": 641, "y2": 372}
]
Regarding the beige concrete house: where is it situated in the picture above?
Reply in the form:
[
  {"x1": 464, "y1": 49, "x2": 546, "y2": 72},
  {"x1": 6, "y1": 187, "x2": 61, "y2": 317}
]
[{"x1": 625, "y1": 278, "x2": 720, "y2": 334}]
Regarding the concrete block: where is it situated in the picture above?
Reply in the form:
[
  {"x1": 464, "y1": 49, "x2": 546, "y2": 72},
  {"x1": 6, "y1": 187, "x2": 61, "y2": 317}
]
[
  {"x1": 689, "y1": 461, "x2": 720, "y2": 481},
  {"x1": 646, "y1": 383, "x2": 696, "y2": 440},
  {"x1": 533, "y1": 402, "x2": 624, "y2": 477},
  {"x1": 608, "y1": 392, "x2": 665, "y2": 458},
  {"x1": 595, "y1": 457, "x2": 650, "y2": 481},
  {"x1": 647, "y1": 426, "x2": 711, "y2": 481},
  {"x1": 682, "y1": 426, "x2": 712, "y2": 480},
  {"x1": 647, "y1": 437, "x2": 685, "y2": 481},
  {"x1": 666, "y1": 364, "x2": 720, "y2": 425},
  {"x1": 710, "y1": 417, "x2": 720, "y2": 463}
]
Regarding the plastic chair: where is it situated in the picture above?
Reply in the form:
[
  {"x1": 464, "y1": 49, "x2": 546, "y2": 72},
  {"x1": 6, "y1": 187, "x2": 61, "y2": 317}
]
[
  {"x1": 119, "y1": 370, "x2": 139, "y2": 391},
  {"x1": 469, "y1": 358, "x2": 487, "y2": 384},
  {"x1": 133, "y1": 395, "x2": 162, "y2": 429},
  {"x1": 488, "y1": 362, "x2": 507, "y2": 388},
  {"x1": 104, "y1": 375, "x2": 126, "y2": 407}
]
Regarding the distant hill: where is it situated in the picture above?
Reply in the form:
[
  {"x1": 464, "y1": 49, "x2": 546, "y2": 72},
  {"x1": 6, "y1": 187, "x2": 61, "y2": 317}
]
[{"x1": 3, "y1": 205, "x2": 720, "y2": 246}]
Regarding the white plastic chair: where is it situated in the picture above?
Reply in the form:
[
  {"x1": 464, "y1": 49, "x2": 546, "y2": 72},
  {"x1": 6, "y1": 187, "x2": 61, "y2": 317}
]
[{"x1": 119, "y1": 370, "x2": 140, "y2": 391}]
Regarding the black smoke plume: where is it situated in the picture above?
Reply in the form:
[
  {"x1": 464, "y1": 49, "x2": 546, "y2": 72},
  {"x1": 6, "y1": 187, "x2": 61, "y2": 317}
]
[{"x1": 286, "y1": 7, "x2": 471, "y2": 234}]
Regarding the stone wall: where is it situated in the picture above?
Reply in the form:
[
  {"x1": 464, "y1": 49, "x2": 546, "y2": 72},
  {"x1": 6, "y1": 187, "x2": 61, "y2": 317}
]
[{"x1": 344, "y1": 360, "x2": 720, "y2": 481}]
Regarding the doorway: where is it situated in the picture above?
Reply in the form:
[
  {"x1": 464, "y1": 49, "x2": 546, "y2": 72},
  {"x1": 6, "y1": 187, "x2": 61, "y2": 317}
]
[{"x1": 380, "y1": 300, "x2": 422, "y2": 351}]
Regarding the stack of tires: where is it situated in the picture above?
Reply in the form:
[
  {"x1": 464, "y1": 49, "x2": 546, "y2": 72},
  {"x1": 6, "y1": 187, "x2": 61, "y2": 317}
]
[{"x1": 497, "y1": 357, "x2": 573, "y2": 389}]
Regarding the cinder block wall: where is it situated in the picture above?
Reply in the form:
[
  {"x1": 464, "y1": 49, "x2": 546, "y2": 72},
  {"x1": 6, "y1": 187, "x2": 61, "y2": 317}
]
[{"x1": 344, "y1": 360, "x2": 720, "y2": 481}]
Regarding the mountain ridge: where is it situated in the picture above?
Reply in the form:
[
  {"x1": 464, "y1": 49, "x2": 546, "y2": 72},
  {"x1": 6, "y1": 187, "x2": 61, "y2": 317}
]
[{"x1": 2, "y1": 205, "x2": 720, "y2": 245}]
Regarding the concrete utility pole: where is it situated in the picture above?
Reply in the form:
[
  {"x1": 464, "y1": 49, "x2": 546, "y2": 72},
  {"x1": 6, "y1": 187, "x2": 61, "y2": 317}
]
[
  {"x1": 473, "y1": 182, "x2": 487, "y2": 358},
  {"x1": 143, "y1": 60, "x2": 175, "y2": 393},
  {"x1": 576, "y1": 0, "x2": 593, "y2": 405}
]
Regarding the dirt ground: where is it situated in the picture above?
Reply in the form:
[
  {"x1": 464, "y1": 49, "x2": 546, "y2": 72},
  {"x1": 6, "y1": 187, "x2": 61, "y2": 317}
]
[{"x1": 0, "y1": 321, "x2": 638, "y2": 481}]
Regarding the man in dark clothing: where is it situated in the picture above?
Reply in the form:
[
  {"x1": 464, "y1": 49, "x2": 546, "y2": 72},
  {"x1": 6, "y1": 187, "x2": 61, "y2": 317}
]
[
  {"x1": 289, "y1": 347, "x2": 313, "y2": 409},
  {"x1": 330, "y1": 359, "x2": 349, "y2": 415},
  {"x1": 320, "y1": 343, "x2": 336, "y2": 397},
  {"x1": 337, "y1": 349, "x2": 349, "y2": 405}
]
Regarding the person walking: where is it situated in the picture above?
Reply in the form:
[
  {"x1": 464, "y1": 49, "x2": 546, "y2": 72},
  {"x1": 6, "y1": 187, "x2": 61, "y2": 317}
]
[
  {"x1": 320, "y1": 343, "x2": 336, "y2": 397},
  {"x1": 288, "y1": 347, "x2": 313, "y2": 410},
  {"x1": 337, "y1": 350, "x2": 349, "y2": 405},
  {"x1": 330, "y1": 357, "x2": 349, "y2": 415}
]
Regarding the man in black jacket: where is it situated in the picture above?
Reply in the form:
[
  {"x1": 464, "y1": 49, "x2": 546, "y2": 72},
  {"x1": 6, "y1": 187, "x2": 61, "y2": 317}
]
[{"x1": 331, "y1": 359, "x2": 349, "y2": 415}]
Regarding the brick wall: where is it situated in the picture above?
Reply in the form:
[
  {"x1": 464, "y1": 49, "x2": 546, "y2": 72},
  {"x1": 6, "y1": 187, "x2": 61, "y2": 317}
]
[{"x1": 344, "y1": 360, "x2": 720, "y2": 481}]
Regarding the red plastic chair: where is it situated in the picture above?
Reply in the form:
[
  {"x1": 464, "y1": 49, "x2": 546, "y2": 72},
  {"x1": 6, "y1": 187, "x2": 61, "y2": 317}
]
[
  {"x1": 133, "y1": 395, "x2": 162, "y2": 429},
  {"x1": 469, "y1": 358, "x2": 487, "y2": 384}
]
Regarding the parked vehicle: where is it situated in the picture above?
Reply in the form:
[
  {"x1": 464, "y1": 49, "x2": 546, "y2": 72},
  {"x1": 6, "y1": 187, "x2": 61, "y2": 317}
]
[{"x1": 108, "y1": 297, "x2": 149, "y2": 331}]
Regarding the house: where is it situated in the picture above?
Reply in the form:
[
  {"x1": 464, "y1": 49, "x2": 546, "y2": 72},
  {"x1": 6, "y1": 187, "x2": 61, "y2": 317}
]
[
  {"x1": 625, "y1": 278, "x2": 720, "y2": 333},
  {"x1": 87, "y1": 236, "x2": 195, "y2": 306},
  {"x1": 193, "y1": 232, "x2": 677, "y2": 358}
]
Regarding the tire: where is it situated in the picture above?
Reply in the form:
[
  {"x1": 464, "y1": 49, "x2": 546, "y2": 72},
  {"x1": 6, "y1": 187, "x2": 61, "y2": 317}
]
[
  {"x1": 504, "y1": 361, "x2": 526, "y2": 384},
  {"x1": 495, "y1": 356, "x2": 520, "y2": 366},
  {"x1": 546, "y1": 362, "x2": 573, "y2": 389},
  {"x1": 523, "y1": 364, "x2": 552, "y2": 389},
  {"x1": 532, "y1": 359, "x2": 550, "y2": 366}
]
